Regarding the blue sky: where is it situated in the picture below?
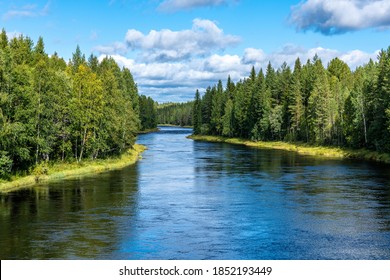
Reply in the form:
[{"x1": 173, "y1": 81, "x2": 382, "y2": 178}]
[{"x1": 1, "y1": 0, "x2": 390, "y2": 102}]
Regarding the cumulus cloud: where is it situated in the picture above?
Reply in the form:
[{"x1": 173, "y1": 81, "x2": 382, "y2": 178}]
[
  {"x1": 204, "y1": 54, "x2": 243, "y2": 73},
  {"x1": 242, "y1": 48, "x2": 266, "y2": 64},
  {"x1": 96, "y1": 18, "x2": 240, "y2": 62},
  {"x1": 339, "y1": 49, "x2": 379, "y2": 67},
  {"x1": 290, "y1": 0, "x2": 390, "y2": 34},
  {"x1": 3, "y1": 1, "x2": 50, "y2": 20},
  {"x1": 158, "y1": 0, "x2": 231, "y2": 12},
  {"x1": 124, "y1": 18, "x2": 240, "y2": 61}
]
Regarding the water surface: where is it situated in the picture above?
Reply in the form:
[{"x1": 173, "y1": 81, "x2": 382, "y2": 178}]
[{"x1": 1, "y1": 126, "x2": 390, "y2": 259}]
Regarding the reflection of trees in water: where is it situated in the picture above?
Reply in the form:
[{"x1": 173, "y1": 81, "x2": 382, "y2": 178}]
[
  {"x1": 193, "y1": 141, "x2": 390, "y2": 233},
  {"x1": 0, "y1": 165, "x2": 139, "y2": 259},
  {"x1": 193, "y1": 141, "x2": 301, "y2": 179}
]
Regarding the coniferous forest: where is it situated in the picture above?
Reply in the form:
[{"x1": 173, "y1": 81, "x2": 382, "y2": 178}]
[
  {"x1": 193, "y1": 47, "x2": 390, "y2": 154},
  {"x1": 0, "y1": 29, "x2": 156, "y2": 179},
  {"x1": 157, "y1": 102, "x2": 193, "y2": 127}
]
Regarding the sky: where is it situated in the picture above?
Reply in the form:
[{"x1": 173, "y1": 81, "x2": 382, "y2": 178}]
[{"x1": 1, "y1": 0, "x2": 390, "y2": 102}]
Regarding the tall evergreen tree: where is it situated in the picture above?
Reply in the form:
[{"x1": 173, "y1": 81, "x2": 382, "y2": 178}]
[
  {"x1": 289, "y1": 58, "x2": 304, "y2": 140},
  {"x1": 193, "y1": 90, "x2": 202, "y2": 135}
]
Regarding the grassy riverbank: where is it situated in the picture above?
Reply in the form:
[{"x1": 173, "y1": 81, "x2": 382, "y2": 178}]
[
  {"x1": 137, "y1": 127, "x2": 160, "y2": 134},
  {"x1": 158, "y1": 124, "x2": 193, "y2": 128},
  {"x1": 0, "y1": 144, "x2": 146, "y2": 192},
  {"x1": 188, "y1": 135, "x2": 390, "y2": 164}
]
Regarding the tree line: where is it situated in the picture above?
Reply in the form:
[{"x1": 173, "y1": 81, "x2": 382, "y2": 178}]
[
  {"x1": 193, "y1": 46, "x2": 390, "y2": 153},
  {"x1": 139, "y1": 95, "x2": 157, "y2": 130},
  {"x1": 0, "y1": 29, "x2": 156, "y2": 179},
  {"x1": 157, "y1": 101, "x2": 193, "y2": 127}
]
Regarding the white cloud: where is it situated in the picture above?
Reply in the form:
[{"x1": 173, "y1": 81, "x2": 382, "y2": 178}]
[
  {"x1": 95, "y1": 18, "x2": 240, "y2": 63},
  {"x1": 204, "y1": 54, "x2": 243, "y2": 73},
  {"x1": 339, "y1": 49, "x2": 379, "y2": 67},
  {"x1": 125, "y1": 29, "x2": 144, "y2": 45},
  {"x1": 290, "y1": 0, "x2": 390, "y2": 34},
  {"x1": 3, "y1": 1, "x2": 50, "y2": 20},
  {"x1": 158, "y1": 0, "x2": 230, "y2": 12},
  {"x1": 94, "y1": 42, "x2": 127, "y2": 55},
  {"x1": 123, "y1": 18, "x2": 240, "y2": 61},
  {"x1": 242, "y1": 48, "x2": 266, "y2": 64}
]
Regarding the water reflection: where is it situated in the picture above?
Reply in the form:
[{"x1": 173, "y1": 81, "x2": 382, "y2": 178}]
[
  {"x1": 191, "y1": 140, "x2": 390, "y2": 259},
  {"x1": 0, "y1": 166, "x2": 139, "y2": 259}
]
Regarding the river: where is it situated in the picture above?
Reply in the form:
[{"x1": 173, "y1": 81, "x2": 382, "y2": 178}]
[{"x1": 1, "y1": 126, "x2": 390, "y2": 259}]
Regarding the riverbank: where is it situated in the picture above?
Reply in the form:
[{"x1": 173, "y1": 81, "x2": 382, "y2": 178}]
[
  {"x1": 158, "y1": 124, "x2": 193, "y2": 128},
  {"x1": 137, "y1": 127, "x2": 160, "y2": 134},
  {"x1": 188, "y1": 135, "x2": 390, "y2": 164},
  {"x1": 0, "y1": 144, "x2": 146, "y2": 192}
]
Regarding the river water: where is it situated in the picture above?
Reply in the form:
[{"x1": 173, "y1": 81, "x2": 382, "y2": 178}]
[{"x1": 1, "y1": 126, "x2": 390, "y2": 259}]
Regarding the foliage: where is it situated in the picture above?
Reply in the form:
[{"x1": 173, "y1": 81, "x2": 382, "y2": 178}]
[
  {"x1": 0, "y1": 151, "x2": 12, "y2": 179},
  {"x1": 192, "y1": 46, "x2": 390, "y2": 156},
  {"x1": 139, "y1": 95, "x2": 157, "y2": 130},
  {"x1": 1, "y1": 144, "x2": 145, "y2": 191},
  {"x1": 0, "y1": 28, "x2": 154, "y2": 179},
  {"x1": 157, "y1": 101, "x2": 193, "y2": 127}
]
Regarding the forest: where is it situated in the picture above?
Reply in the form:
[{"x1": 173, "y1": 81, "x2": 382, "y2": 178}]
[
  {"x1": 0, "y1": 29, "x2": 156, "y2": 180},
  {"x1": 157, "y1": 102, "x2": 193, "y2": 127},
  {"x1": 192, "y1": 46, "x2": 390, "y2": 154}
]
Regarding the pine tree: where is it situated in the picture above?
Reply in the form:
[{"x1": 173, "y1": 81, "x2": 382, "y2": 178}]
[
  {"x1": 0, "y1": 29, "x2": 8, "y2": 49},
  {"x1": 211, "y1": 81, "x2": 224, "y2": 135},
  {"x1": 222, "y1": 99, "x2": 234, "y2": 137},
  {"x1": 71, "y1": 45, "x2": 86, "y2": 73},
  {"x1": 289, "y1": 58, "x2": 304, "y2": 140},
  {"x1": 308, "y1": 59, "x2": 331, "y2": 143},
  {"x1": 193, "y1": 90, "x2": 202, "y2": 135},
  {"x1": 371, "y1": 47, "x2": 390, "y2": 151}
]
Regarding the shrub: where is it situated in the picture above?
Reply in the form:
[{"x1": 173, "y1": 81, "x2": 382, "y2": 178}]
[{"x1": 0, "y1": 151, "x2": 13, "y2": 180}]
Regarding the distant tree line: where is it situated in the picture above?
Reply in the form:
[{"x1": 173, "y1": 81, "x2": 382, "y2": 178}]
[
  {"x1": 193, "y1": 46, "x2": 390, "y2": 153},
  {"x1": 157, "y1": 102, "x2": 193, "y2": 127},
  {"x1": 0, "y1": 29, "x2": 156, "y2": 179},
  {"x1": 139, "y1": 95, "x2": 157, "y2": 130}
]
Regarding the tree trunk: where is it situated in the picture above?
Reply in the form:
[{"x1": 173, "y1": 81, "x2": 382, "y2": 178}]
[
  {"x1": 35, "y1": 80, "x2": 41, "y2": 164},
  {"x1": 362, "y1": 111, "x2": 368, "y2": 145},
  {"x1": 78, "y1": 128, "x2": 87, "y2": 162}
]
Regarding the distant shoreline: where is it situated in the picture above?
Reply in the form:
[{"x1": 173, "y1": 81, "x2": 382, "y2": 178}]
[
  {"x1": 137, "y1": 127, "x2": 160, "y2": 134},
  {"x1": 158, "y1": 124, "x2": 193, "y2": 128},
  {"x1": 188, "y1": 135, "x2": 390, "y2": 164}
]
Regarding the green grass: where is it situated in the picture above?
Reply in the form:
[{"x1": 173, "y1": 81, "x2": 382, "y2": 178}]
[
  {"x1": 0, "y1": 144, "x2": 146, "y2": 193},
  {"x1": 137, "y1": 127, "x2": 160, "y2": 134},
  {"x1": 188, "y1": 135, "x2": 390, "y2": 164},
  {"x1": 158, "y1": 124, "x2": 193, "y2": 128}
]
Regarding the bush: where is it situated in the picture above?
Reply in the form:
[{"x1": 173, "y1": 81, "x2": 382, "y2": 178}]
[
  {"x1": 32, "y1": 162, "x2": 49, "y2": 182},
  {"x1": 0, "y1": 151, "x2": 13, "y2": 180}
]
